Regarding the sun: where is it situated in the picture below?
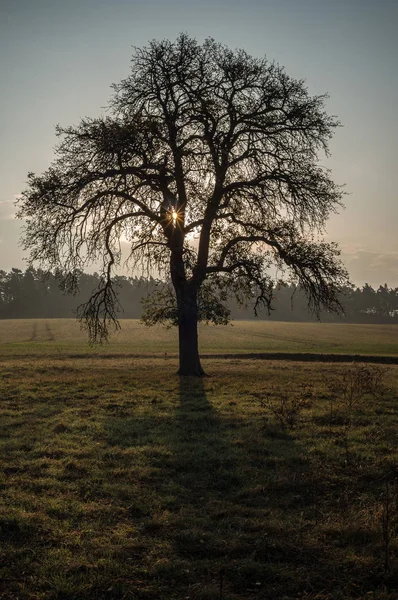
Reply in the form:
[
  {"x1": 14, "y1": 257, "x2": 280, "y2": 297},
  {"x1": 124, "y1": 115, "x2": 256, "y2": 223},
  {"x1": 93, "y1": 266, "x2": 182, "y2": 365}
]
[{"x1": 171, "y1": 209, "x2": 178, "y2": 226}]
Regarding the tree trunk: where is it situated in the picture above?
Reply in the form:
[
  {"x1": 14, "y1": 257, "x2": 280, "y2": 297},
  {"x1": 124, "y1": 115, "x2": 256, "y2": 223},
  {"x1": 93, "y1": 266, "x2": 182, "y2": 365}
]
[{"x1": 177, "y1": 285, "x2": 205, "y2": 376}]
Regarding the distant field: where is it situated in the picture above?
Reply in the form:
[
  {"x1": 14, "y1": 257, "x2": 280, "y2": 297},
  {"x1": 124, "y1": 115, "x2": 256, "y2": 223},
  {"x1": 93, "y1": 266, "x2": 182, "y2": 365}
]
[{"x1": 0, "y1": 318, "x2": 397, "y2": 358}]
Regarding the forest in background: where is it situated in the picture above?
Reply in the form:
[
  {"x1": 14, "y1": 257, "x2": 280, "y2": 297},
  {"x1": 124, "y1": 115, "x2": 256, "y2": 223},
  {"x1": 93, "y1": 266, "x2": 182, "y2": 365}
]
[{"x1": 0, "y1": 267, "x2": 397, "y2": 323}]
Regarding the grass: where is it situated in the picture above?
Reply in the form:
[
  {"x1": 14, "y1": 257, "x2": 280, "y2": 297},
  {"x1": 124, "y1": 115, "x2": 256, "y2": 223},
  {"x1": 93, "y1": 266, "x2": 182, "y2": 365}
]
[
  {"x1": 0, "y1": 318, "x2": 398, "y2": 358},
  {"x1": 1, "y1": 320, "x2": 398, "y2": 598}
]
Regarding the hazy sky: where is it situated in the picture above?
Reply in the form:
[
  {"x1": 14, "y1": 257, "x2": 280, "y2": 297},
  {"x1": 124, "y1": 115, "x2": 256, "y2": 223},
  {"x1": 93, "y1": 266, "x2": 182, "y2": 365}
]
[{"x1": 1, "y1": 0, "x2": 397, "y2": 287}]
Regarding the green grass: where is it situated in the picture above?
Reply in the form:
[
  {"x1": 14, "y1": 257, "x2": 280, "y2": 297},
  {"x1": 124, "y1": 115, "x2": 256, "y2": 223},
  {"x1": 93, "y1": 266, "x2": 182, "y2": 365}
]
[
  {"x1": 1, "y1": 321, "x2": 398, "y2": 598},
  {"x1": 0, "y1": 318, "x2": 397, "y2": 357}
]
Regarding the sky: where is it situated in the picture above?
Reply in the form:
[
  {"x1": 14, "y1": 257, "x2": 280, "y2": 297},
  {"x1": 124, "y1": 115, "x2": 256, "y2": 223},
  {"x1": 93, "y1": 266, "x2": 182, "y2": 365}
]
[{"x1": 0, "y1": 0, "x2": 397, "y2": 287}]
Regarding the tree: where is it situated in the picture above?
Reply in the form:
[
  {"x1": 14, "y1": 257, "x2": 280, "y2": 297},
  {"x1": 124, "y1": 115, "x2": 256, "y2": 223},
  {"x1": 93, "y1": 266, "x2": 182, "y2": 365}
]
[{"x1": 18, "y1": 34, "x2": 349, "y2": 375}]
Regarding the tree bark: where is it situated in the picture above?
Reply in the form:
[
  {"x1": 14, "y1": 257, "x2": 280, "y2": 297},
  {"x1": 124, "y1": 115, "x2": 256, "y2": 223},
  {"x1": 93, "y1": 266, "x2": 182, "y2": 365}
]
[{"x1": 176, "y1": 285, "x2": 205, "y2": 376}]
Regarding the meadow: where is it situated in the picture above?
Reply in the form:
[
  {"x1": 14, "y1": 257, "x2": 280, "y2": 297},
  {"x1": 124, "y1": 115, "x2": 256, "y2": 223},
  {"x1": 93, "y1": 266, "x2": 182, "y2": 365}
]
[
  {"x1": 0, "y1": 318, "x2": 397, "y2": 358},
  {"x1": 1, "y1": 320, "x2": 398, "y2": 599}
]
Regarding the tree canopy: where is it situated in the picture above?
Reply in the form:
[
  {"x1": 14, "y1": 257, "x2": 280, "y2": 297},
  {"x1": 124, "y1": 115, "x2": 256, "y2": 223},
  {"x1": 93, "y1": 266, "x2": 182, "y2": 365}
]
[{"x1": 18, "y1": 34, "x2": 349, "y2": 374}]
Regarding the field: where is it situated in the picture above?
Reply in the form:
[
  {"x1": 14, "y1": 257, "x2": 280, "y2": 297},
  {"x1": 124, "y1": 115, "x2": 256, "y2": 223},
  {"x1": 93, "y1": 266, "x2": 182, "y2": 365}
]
[
  {"x1": 0, "y1": 318, "x2": 398, "y2": 358},
  {"x1": 1, "y1": 320, "x2": 398, "y2": 599}
]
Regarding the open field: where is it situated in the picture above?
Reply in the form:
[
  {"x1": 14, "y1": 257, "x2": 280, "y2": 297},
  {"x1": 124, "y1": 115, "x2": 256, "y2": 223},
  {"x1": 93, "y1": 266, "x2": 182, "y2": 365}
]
[
  {"x1": 1, "y1": 322, "x2": 398, "y2": 599},
  {"x1": 0, "y1": 319, "x2": 397, "y2": 359}
]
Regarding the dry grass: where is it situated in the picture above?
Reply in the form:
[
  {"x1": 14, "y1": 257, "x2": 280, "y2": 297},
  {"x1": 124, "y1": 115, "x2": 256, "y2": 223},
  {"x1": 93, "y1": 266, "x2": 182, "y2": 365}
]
[{"x1": 1, "y1": 349, "x2": 398, "y2": 599}]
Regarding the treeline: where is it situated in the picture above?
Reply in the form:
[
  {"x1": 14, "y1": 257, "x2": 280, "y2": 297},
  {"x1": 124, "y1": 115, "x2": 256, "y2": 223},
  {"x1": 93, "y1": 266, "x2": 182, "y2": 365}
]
[
  {"x1": 1, "y1": 268, "x2": 398, "y2": 323},
  {"x1": 0, "y1": 268, "x2": 154, "y2": 320}
]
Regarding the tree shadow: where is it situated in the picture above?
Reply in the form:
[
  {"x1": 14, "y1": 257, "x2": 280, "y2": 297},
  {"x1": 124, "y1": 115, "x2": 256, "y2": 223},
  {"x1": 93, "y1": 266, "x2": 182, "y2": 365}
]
[{"x1": 170, "y1": 377, "x2": 241, "y2": 500}]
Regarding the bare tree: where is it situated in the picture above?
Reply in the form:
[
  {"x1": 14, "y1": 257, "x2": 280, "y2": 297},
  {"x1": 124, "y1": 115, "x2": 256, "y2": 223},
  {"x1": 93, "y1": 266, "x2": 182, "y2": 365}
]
[{"x1": 18, "y1": 34, "x2": 349, "y2": 375}]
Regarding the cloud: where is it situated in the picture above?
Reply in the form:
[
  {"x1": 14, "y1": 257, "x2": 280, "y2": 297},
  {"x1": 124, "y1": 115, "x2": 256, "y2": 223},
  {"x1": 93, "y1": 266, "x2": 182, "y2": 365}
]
[
  {"x1": 0, "y1": 195, "x2": 21, "y2": 220},
  {"x1": 0, "y1": 218, "x2": 25, "y2": 270},
  {"x1": 341, "y1": 246, "x2": 398, "y2": 288},
  {"x1": 0, "y1": 200, "x2": 16, "y2": 220}
]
